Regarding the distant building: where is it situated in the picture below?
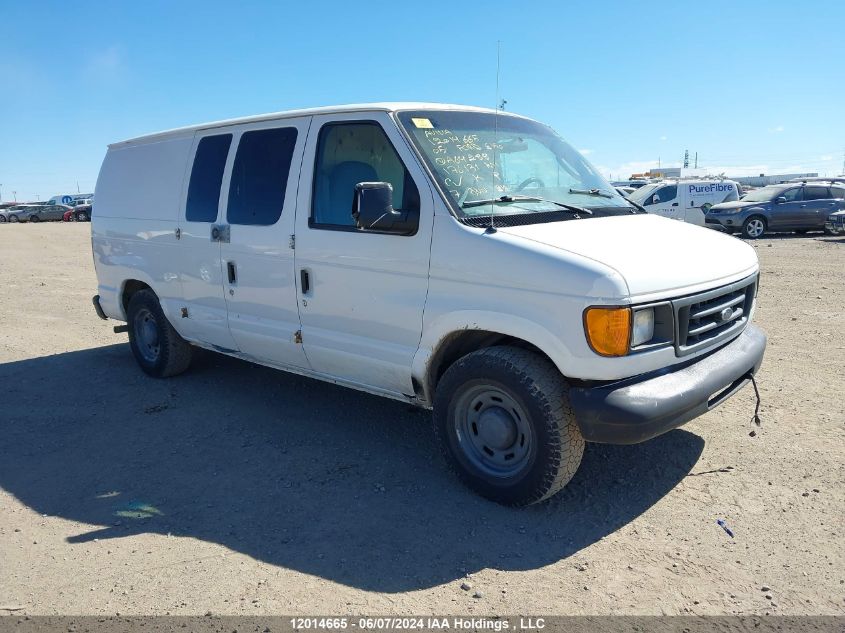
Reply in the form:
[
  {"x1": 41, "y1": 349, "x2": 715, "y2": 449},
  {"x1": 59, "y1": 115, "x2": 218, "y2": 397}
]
[{"x1": 732, "y1": 172, "x2": 818, "y2": 187}]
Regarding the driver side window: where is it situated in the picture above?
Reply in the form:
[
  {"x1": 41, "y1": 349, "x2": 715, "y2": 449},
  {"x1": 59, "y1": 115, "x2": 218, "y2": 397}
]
[
  {"x1": 648, "y1": 185, "x2": 677, "y2": 205},
  {"x1": 311, "y1": 121, "x2": 419, "y2": 229},
  {"x1": 781, "y1": 188, "x2": 802, "y2": 202}
]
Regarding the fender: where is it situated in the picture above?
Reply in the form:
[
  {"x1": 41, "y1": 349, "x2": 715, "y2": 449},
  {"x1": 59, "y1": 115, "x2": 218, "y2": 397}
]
[{"x1": 412, "y1": 309, "x2": 576, "y2": 404}]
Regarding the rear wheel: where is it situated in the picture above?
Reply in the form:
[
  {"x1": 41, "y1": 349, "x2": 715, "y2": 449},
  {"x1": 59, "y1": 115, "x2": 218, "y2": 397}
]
[
  {"x1": 0, "y1": 215, "x2": 6, "y2": 223},
  {"x1": 8, "y1": 215, "x2": 19, "y2": 223},
  {"x1": 127, "y1": 289, "x2": 193, "y2": 378},
  {"x1": 433, "y1": 346, "x2": 584, "y2": 506},
  {"x1": 742, "y1": 215, "x2": 766, "y2": 239},
  {"x1": 28, "y1": 215, "x2": 39, "y2": 223},
  {"x1": 76, "y1": 210, "x2": 89, "y2": 221}
]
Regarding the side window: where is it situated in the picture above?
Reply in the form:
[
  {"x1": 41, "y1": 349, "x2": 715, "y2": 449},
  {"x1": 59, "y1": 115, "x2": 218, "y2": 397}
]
[
  {"x1": 186, "y1": 134, "x2": 232, "y2": 223},
  {"x1": 781, "y1": 188, "x2": 802, "y2": 202},
  {"x1": 649, "y1": 185, "x2": 677, "y2": 205},
  {"x1": 311, "y1": 121, "x2": 420, "y2": 228},
  {"x1": 227, "y1": 127, "x2": 298, "y2": 226},
  {"x1": 831, "y1": 186, "x2": 845, "y2": 199},
  {"x1": 804, "y1": 186, "x2": 831, "y2": 201}
]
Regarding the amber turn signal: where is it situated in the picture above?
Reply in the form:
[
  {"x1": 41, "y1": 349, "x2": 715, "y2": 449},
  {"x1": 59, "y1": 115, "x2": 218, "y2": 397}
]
[{"x1": 584, "y1": 307, "x2": 631, "y2": 356}]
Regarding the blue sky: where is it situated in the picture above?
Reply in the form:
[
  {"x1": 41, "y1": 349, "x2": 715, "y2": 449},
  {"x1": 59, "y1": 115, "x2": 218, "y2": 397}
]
[{"x1": 2, "y1": 0, "x2": 843, "y2": 201}]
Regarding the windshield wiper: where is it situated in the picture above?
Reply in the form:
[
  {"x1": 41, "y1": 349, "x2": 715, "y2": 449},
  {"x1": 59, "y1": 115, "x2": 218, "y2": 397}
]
[
  {"x1": 569, "y1": 187, "x2": 615, "y2": 198},
  {"x1": 462, "y1": 195, "x2": 593, "y2": 215}
]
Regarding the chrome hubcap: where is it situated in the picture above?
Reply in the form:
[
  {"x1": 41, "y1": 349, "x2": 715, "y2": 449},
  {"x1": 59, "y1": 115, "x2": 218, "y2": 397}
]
[
  {"x1": 455, "y1": 385, "x2": 533, "y2": 478},
  {"x1": 134, "y1": 308, "x2": 160, "y2": 363}
]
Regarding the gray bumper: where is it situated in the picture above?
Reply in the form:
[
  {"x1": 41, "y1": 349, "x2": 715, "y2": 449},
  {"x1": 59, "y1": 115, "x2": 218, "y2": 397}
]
[{"x1": 570, "y1": 324, "x2": 766, "y2": 444}]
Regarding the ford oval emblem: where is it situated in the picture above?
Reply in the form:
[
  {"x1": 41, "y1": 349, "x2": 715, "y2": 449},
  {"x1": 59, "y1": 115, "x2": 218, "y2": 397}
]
[{"x1": 719, "y1": 307, "x2": 733, "y2": 322}]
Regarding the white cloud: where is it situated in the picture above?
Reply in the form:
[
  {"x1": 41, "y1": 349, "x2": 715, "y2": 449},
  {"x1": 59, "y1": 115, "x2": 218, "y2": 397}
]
[
  {"x1": 768, "y1": 125, "x2": 785, "y2": 133},
  {"x1": 659, "y1": 136, "x2": 667, "y2": 141}
]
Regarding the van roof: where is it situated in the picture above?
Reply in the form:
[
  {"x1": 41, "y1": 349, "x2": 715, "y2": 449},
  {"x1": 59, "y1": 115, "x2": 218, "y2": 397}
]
[{"x1": 111, "y1": 102, "x2": 516, "y2": 147}]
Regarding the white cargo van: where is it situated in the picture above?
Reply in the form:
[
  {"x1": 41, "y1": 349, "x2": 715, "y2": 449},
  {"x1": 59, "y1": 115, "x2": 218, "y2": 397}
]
[
  {"x1": 629, "y1": 179, "x2": 741, "y2": 225},
  {"x1": 92, "y1": 103, "x2": 766, "y2": 506}
]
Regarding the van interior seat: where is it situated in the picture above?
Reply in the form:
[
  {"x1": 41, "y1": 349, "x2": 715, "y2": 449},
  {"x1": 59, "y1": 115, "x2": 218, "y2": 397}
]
[{"x1": 319, "y1": 161, "x2": 378, "y2": 225}]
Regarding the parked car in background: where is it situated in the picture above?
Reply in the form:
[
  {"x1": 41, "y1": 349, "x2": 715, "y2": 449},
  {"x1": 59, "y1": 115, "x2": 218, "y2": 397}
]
[
  {"x1": 73, "y1": 204, "x2": 92, "y2": 221},
  {"x1": 14, "y1": 204, "x2": 73, "y2": 222},
  {"x1": 0, "y1": 204, "x2": 43, "y2": 222},
  {"x1": 706, "y1": 181, "x2": 845, "y2": 238},
  {"x1": 628, "y1": 179, "x2": 741, "y2": 226},
  {"x1": 70, "y1": 198, "x2": 93, "y2": 207},
  {"x1": 615, "y1": 186, "x2": 635, "y2": 197}
]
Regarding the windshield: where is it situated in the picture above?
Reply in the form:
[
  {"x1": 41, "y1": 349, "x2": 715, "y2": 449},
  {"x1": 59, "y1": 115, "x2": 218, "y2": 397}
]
[
  {"x1": 397, "y1": 110, "x2": 631, "y2": 218},
  {"x1": 741, "y1": 186, "x2": 782, "y2": 202},
  {"x1": 627, "y1": 183, "x2": 661, "y2": 204}
]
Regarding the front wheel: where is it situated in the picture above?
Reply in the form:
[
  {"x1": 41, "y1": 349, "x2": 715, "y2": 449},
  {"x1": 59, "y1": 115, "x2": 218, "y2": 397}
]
[
  {"x1": 127, "y1": 289, "x2": 193, "y2": 378},
  {"x1": 8, "y1": 215, "x2": 19, "y2": 223},
  {"x1": 433, "y1": 346, "x2": 584, "y2": 506},
  {"x1": 742, "y1": 215, "x2": 766, "y2": 239}
]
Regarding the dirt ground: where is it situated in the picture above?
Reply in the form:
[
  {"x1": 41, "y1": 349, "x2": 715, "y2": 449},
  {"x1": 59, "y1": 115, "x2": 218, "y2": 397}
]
[{"x1": 0, "y1": 223, "x2": 843, "y2": 616}]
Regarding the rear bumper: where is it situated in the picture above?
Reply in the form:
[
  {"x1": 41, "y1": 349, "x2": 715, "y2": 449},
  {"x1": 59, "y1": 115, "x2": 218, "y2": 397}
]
[
  {"x1": 92, "y1": 295, "x2": 108, "y2": 320},
  {"x1": 570, "y1": 324, "x2": 766, "y2": 444}
]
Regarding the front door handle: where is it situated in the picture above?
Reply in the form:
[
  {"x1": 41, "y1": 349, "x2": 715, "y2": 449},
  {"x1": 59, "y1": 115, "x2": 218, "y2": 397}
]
[
  {"x1": 671, "y1": 202, "x2": 679, "y2": 207},
  {"x1": 227, "y1": 261, "x2": 237, "y2": 284},
  {"x1": 300, "y1": 269, "x2": 310, "y2": 295}
]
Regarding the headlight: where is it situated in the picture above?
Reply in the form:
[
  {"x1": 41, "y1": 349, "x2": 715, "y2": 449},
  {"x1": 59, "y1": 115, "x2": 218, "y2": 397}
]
[
  {"x1": 631, "y1": 308, "x2": 655, "y2": 347},
  {"x1": 583, "y1": 307, "x2": 630, "y2": 357}
]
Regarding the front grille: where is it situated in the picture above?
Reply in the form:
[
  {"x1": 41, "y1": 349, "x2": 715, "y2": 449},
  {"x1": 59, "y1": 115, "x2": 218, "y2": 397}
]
[{"x1": 673, "y1": 275, "x2": 757, "y2": 357}]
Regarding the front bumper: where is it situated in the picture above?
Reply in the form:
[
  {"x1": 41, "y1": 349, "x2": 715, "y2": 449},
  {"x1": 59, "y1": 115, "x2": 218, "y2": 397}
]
[
  {"x1": 570, "y1": 324, "x2": 766, "y2": 444},
  {"x1": 705, "y1": 213, "x2": 743, "y2": 229}
]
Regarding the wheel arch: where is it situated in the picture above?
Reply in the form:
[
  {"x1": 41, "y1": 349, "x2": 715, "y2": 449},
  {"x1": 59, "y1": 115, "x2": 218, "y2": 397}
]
[
  {"x1": 414, "y1": 312, "x2": 571, "y2": 407},
  {"x1": 120, "y1": 279, "x2": 154, "y2": 318}
]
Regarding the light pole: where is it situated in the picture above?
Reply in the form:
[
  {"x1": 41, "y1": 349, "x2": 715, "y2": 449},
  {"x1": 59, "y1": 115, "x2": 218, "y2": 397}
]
[{"x1": 13, "y1": 191, "x2": 17, "y2": 202}]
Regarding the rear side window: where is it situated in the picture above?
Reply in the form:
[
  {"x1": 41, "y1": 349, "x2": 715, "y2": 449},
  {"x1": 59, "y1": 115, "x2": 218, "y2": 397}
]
[
  {"x1": 186, "y1": 134, "x2": 232, "y2": 223},
  {"x1": 227, "y1": 127, "x2": 298, "y2": 226},
  {"x1": 804, "y1": 186, "x2": 831, "y2": 201},
  {"x1": 831, "y1": 186, "x2": 845, "y2": 199}
]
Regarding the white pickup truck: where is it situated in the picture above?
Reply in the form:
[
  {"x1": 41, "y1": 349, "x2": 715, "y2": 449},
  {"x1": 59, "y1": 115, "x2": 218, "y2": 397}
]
[{"x1": 91, "y1": 103, "x2": 766, "y2": 506}]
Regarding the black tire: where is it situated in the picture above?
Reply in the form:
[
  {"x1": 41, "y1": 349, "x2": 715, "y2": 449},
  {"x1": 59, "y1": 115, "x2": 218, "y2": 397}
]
[
  {"x1": 741, "y1": 215, "x2": 766, "y2": 239},
  {"x1": 28, "y1": 215, "x2": 39, "y2": 223},
  {"x1": 8, "y1": 215, "x2": 19, "y2": 223},
  {"x1": 76, "y1": 211, "x2": 89, "y2": 221},
  {"x1": 0, "y1": 215, "x2": 6, "y2": 223},
  {"x1": 127, "y1": 289, "x2": 193, "y2": 378},
  {"x1": 433, "y1": 346, "x2": 584, "y2": 506}
]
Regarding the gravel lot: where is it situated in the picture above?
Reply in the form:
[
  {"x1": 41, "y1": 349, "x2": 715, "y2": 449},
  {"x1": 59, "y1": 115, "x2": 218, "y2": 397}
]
[{"x1": 1, "y1": 223, "x2": 843, "y2": 616}]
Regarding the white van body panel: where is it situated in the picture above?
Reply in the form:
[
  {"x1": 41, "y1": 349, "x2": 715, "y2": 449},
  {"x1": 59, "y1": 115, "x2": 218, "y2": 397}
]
[{"x1": 93, "y1": 135, "x2": 195, "y2": 323}]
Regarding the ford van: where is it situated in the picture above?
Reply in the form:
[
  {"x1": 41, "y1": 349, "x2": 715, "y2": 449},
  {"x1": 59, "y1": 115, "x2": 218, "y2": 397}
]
[{"x1": 91, "y1": 103, "x2": 766, "y2": 506}]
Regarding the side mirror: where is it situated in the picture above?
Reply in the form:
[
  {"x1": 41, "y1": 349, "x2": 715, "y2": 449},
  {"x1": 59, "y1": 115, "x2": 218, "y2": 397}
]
[
  {"x1": 352, "y1": 182, "x2": 417, "y2": 235},
  {"x1": 652, "y1": 195, "x2": 661, "y2": 203},
  {"x1": 775, "y1": 196, "x2": 787, "y2": 204}
]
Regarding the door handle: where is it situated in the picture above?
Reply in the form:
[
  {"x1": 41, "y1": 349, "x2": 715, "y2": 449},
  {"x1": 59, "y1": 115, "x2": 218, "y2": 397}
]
[
  {"x1": 300, "y1": 269, "x2": 310, "y2": 294},
  {"x1": 671, "y1": 202, "x2": 679, "y2": 207},
  {"x1": 227, "y1": 261, "x2": 237, "y2": 284}
]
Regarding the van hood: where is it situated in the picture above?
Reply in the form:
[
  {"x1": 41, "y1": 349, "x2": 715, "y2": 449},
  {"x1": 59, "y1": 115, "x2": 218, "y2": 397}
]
[
  {"x1": 711, "y1": 200, "x2": 766, "y2": 212},
  {"x1": 498, "y1": 214, "x2": 758, "y2": 298}
]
